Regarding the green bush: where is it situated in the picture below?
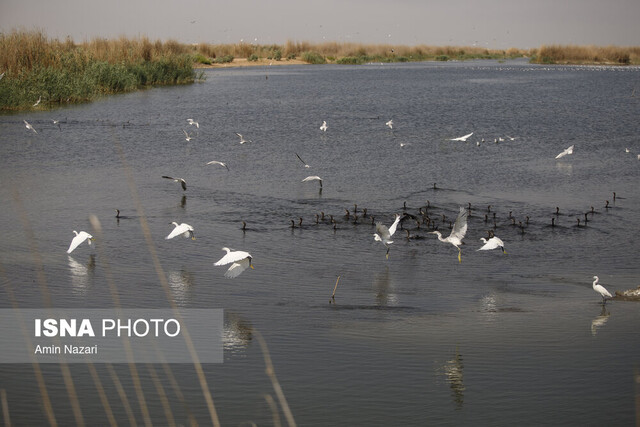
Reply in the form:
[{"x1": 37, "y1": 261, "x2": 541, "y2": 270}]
[
  {"x1": 214, "y1": 55, "x2": 234, "y2": 64},
  {"x1": 301, "y1": 51, "x2": 326, "y2": 64},
  {"x1": 248, "y1": 54, "x2": 259, "y2": 62}
]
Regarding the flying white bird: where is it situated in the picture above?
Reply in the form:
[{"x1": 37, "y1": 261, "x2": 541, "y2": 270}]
[
  {"x1": 430, "y1": 207, "x2": 469, "y2": 263},
  {"x1": 478, "y1": 231, "x2": 506, "y2": 253},
  {"x1": 162, "y1": 176, "x2": 187, "y2": 191},
  {"x1": 165, "y1": 222, "x2": 195, "y2": 240},
  {"x1": 33, "y1": 96, "x2": 41, "y2": 107},
  {"x1": 183, "y1": 129, "x2": 193, "y2": 141},
  {"x1": 214, "y1": 247, "x2": 254, "y2": 278},
  {"x1": 302, "y1": 175, "x2": 323, "y2": 187},
  {"x1": 186, "y1": 119, "x2": 199, "y2": 128},
  {"x1": 592, "y1": 276, "x2": 612, "y2": 304},
  {"x1": 450, "y1": 132, "x2": 473, "y2": 142},
  {"x1": 555, "y1": 145, "x2": 574, "y2": 159},
  {"x1": 295, "y1": 153, "x2": 310, "y2": 168},
  {"x1": 24, "y1": 120, "x2": 37, "y2": 134},
  {"x1": 235, "y1": 133, "x2": 251, "y2": 144},
  {"x1": 206, "y1": 160, "x2": 229, "y2": 170},
  {"x1": 320, "y1": 121, "x2": 328, "y2": 132},
  {"x1": 374, "y1": 214, "x2": 401, "y2": 259},
  {"x1": 67, "y1": 231, "x2": 94, "y2": 254},
  {"x1": 0, "y1": 72, "x2": 4, "y2": 80},
  {"x1": 386, "y1": 119, "x2": 393, "y2": 129}
]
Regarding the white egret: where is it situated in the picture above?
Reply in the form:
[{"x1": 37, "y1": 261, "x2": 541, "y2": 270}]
[
  {"x1": 295, "y1": 153, "x2": 310, "y2": 168},
  {"x1": 183, "y1": 129, "x2": 193, "y2": 141},
  {"x1": 373, "y1": 214, "x2": 401, "y2": 259},
  {"x1": 555, "y1": 145, "x2": 574, "y2": 159},
  {"x1": 478, "y1": 231, "x2": 506, "y2": 253},
  {"x1": 214, "y1": 247, "x2": 254, "y2": 278},
  {"x1": 162, "y1": 175, "x2": 187, "y2": 191},
  {"x1": 33, "y1": 96, "x2": 41, "y2": 107},
  {"x1": 24, "y1": 120, "x2": 37, "y2": 134},
  {"x1": 386, "y1": 119, "x2": 393, "y2": 129},
  {"x1": 206, "y1": 160, "x2": 229, "y2": 170},
  {"x1": 0, "y1": 72, "x2": 4, "y2": 80},
  {"x1": 67, "y1": 231, "x2": 94, "y2": 254},
  {"x1": 235, "y1": 133, "x2": 251, "y2": 144},
  {"x1": 592, "y1": 276, "x2": 612, "y2": 304},
  {"x1": 320, "y1": 121, "x2": 328, "y2": 132},
  {"x1": 166, "y1": 222, "x2": 195, "y2": 240},
  {"x1": 430, "y1": 207, "x2": 469, "y2": 263},
  {"x1": 450, "y1": 132, "x2": 473, "y2": 142},
  {"x1": 187, "y1": 118, "x2": 199, "y2": 128},
  {"x1": 302, "y1": 175, "x2": 323, "y2": 188}
]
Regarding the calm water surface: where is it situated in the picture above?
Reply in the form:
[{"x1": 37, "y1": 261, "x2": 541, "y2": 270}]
[{"x1": 1, "y1": 59, "x2": 639, "y2": 425}]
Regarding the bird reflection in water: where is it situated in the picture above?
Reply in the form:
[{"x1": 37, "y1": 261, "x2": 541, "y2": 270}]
[
  {"x1": 224, "y1": 314, "x2": 252, "y2": 356},
  {"x1": 168, "y1": 269, "x2": 194, "y2": 306},
  {"x1": 591, "y1": 305, "x2": 610, "y2": 336},
  {"x1": 68, "y1": 254, "x2": 95, "y2": 294},
  {"x1": 442, "y1": 348, "x2": 465, "y2": 409},
  {"x1": 372, "y1": 267, "x2": 398, "y2": 306}
]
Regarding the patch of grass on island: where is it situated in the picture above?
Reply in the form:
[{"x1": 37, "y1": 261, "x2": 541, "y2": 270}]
[
  {"x1": 530, "y1": 44, "x2": 640, "y2": 65},
  {"x1": 0, "y1": 30, "x2": 202, "y2": 111}
]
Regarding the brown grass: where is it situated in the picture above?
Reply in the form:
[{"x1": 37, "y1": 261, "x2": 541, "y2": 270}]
[{"x1": 533, "y1": 44, "x2": 640, "y2": 65}]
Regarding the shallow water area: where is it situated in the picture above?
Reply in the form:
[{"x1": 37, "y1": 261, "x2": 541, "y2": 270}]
[{"x1": 0, "y1": 59, "x2": 639, "y2": 425}]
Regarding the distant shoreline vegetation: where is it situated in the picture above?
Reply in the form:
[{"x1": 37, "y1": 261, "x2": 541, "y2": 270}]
[{"x1": 2, "y1": 30, "x2": 639, "y2": 111}]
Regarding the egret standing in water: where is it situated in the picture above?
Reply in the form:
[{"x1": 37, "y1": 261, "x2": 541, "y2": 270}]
[
  {"x1": 214, "y1": 247, "x2": 254, "y2": 278},
  {"x1": 373, "y1": 214, "x2": 401, "y2": 259},
  {"x1": 67, "y1": 231, "x2": 94, "y2": 254},
  {"x1": 430, "y1": 207, "x2": 469, "y2": 263},
  {"x1": 165, "y1": 222, "x2": 195, "y2": 240},
  {"x1": 592, "y1": 276, "x2": 612, "y2": 304}
]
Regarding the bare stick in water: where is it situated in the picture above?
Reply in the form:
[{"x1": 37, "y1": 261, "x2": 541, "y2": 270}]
[{"x1": 331, "y1": 275, "x2": 341, "y2": 302}]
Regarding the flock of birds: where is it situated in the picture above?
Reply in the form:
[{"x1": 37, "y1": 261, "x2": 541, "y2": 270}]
[{"x1": 18, "y1": 113, "x2": 624, "y2": 300}]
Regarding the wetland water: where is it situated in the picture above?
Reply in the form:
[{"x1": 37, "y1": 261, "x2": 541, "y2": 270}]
[{"x1": 1, "y1": 59, "x2": 639, "y2": 425}]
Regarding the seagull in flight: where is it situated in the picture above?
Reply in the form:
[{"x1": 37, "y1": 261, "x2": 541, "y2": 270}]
[
  {"x1": 555, "y1": 145, "x2": 574, "y2": 159},
  {"x1": 235, "y1": 133, "x2": 251, "y2": 144},
  {"x1": 206, "y1": 160, "x2": 229, "y2": 170},
  {"x1": 162, "y1": 176, "x2": 187, "y2": 191},
  {"x1": 450, "y1": 132, "x2": 473, "y2": 142},
  {"x1": 183, "y1": 130, "x2": 193, "y2": 141},
  {"x1": 23, "y1": 120, "x2": 37, "y2": 134},
  {"x1": 186, "y1": 118, "x2": 199, "y2": 128},
  {"x1": 214, "y1": 247, "x2": 254, "y2": 278},
  {"x1": 386, "y1": 119, "x2": 393, "y2": 129},
  {"x1": 373, "y1": 214, "x2": 401, "y2": 259},
  {"x1": 295, "y1": 153, "x2": 310, "y2": 168},
  {"x1": 302, "y1": 175, "x2": 323, "y2": 188},
  {"x1": 320, "y1": 121, "x2": 328, "y2": 132},
  {"x1": 33, "y1": 96, "x2": 41, "y2": 107}
]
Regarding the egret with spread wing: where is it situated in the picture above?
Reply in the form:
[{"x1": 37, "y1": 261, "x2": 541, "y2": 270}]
[
  {"x1": 67, "y1": 231, "x2": 94, "y2": 254},
  {"x1": 373, "y1": 214, "x2": 401, "y2": 259},
  {"x1": 430, "y1": 207, "x2": 469, "y2": 262},
  {"x1": 450, "y1": 132, "x2": 473, "y2": 142},
  {"x1": 166, "y1": 222, "x2": 195, "y2": 240},
  {"x1": 555, "y1": 145, "x2": 574, "y2": 159},
  {"x1": 214, "y1": 247, "x2": 254, "y2": 278}
]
